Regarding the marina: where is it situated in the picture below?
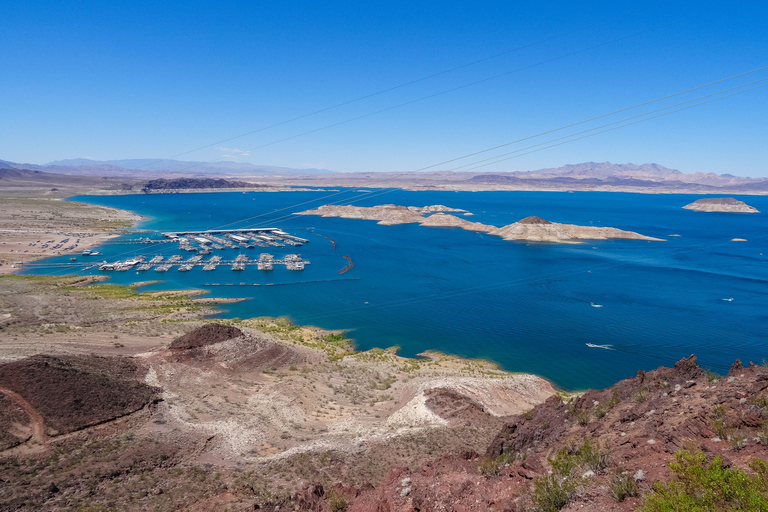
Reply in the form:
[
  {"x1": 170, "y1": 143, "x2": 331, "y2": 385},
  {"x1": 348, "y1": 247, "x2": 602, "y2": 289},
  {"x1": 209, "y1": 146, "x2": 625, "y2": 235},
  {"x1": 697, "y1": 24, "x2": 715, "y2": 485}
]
[
  {"x1": 80, "y1": 253, "x2": 310, "y2": 273},
  {"x1": 159, "y1": 228, "x2": 308, "y2": 254},
  {"x1": 18, "y1": 228, "x2": 315, "y2": 276}
]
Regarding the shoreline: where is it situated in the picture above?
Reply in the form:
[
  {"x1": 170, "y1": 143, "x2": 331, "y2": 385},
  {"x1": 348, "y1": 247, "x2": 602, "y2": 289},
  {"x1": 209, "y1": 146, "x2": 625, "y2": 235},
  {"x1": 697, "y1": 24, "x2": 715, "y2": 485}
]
[
  {"x1": 85, "y1": 186, "x2": 334, "y2": 195},
  {"x1": 0, "y1": 196, "x2": 145, "y2": 275},
  {"x1": 7, "y1": 189, "x2": 736, "y2": 391}
]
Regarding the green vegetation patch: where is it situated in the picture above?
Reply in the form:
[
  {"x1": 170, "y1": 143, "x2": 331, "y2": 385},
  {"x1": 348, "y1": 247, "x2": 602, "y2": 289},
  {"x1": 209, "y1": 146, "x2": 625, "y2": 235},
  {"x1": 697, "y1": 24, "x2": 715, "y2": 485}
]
[
  {"x1": 95, "y1": 219, "x2": 134, "y2": 230},
  {"x1": 609, "y1": 473, "x2": 639, "y2": 503},
  {"x1": 641, "y1": 450, "x2": 768, "y2": 511},
  {"x1": 531, "y1": 473, "x2": 577, "y2": 512},
  {"x1": 240, "y1": 316, "x2": 356, "y2": 361},
  {"x1": 0, "y1": 274, "x2": 68, "y2": 284},
  {"x1": 529, "y1": 439, "x2": 610, "y2": 511},
  {"x1": 82, "y1": 284, "x2": 140, "y2": 300}
]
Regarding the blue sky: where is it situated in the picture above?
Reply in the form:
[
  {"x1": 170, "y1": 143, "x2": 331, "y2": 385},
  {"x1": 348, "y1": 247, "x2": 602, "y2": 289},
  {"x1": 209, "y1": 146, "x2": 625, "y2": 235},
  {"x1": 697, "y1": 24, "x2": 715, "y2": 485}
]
[{"x1": 1, "y1": 1, "x2": 767, "y2": 176}]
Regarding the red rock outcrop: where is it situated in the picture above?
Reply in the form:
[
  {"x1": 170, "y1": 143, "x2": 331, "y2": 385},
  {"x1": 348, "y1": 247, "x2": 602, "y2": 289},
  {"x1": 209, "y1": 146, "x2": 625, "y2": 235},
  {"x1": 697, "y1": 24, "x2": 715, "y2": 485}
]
[{"x1": 255, "y1": 355, "x2": 768, "y2": 511}]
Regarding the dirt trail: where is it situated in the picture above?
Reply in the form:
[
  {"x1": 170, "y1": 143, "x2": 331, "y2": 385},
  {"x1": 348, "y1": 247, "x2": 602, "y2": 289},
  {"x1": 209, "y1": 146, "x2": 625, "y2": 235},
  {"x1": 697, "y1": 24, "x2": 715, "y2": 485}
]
[{"x1": 0, "y1": 386, "x2": 47, "y2": 443}]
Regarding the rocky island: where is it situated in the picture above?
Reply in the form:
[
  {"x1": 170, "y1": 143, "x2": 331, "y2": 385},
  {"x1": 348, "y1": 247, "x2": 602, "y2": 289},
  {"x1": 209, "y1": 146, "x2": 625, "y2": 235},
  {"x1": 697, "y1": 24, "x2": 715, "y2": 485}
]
[
  {"x1": 296, "y1": 204, "x2": 663, "y2": 243},
  {"x1": 683, "y1": 197, "x2": 760, "y2": 213},
  {"x1": 490, "y1": 215, "x2": 663, "y2": 242}
]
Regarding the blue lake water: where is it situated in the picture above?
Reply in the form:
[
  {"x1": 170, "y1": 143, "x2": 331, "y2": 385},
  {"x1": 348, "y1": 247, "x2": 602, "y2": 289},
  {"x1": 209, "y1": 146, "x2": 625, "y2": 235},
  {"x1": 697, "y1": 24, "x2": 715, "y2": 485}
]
[{"x1": 26, "y1": 190, "x2": 768, "y2": 391}]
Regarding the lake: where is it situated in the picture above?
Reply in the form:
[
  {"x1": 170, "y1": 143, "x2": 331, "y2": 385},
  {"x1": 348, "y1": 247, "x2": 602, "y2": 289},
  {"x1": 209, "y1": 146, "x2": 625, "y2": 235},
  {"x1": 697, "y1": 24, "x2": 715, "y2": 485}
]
[{"x1": 28, "y1": 189, "x2": 768, "y2": 390}]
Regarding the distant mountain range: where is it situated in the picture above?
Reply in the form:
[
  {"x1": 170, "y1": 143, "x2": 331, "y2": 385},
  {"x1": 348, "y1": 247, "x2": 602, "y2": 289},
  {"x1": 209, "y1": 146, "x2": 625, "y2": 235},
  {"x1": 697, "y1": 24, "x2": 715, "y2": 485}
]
[
  {"x1": 467, "y1": 162, "x2": 768, "y2": 189},
  {"x1": 0, "y1": 158, "x2": 333, "y2": 177},
  {"x1": 2, "y1": 158, "x2": 767, "y2": 193}
]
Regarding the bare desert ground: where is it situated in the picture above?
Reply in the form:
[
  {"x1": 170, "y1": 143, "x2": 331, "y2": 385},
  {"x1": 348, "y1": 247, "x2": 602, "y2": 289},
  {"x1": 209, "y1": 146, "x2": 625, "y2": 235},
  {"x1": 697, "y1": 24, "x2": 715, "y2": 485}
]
[
  {"x1": 0, "y1": 265, "x2": 554, "y2": 509},
  {"x1": 0, "y1": 195, "x2": 142, "y2": 274}
]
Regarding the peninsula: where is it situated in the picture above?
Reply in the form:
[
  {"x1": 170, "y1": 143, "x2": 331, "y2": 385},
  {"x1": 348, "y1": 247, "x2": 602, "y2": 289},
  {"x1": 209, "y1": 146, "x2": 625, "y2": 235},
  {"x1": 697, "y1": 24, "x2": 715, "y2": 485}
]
[
  {"x1": 296, "y1": 204, "x2": 663, "y2": 243},
  {"x1": 683, "y1": 197, "x2": 760, "y2": 213}
]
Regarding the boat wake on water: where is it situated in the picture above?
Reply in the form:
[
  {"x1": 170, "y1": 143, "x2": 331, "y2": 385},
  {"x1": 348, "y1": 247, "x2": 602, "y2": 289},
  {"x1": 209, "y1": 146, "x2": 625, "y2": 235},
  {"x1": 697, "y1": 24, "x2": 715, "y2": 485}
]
[
  {"x1": 590, "y1": 302, "x2": 604, "y2": 308},
  {"x1": 719, "y1": 298, "x2": 734, "y2": 302},
  {"x1": 586, "y1": 343, "x2": 614, "y2": 350}
]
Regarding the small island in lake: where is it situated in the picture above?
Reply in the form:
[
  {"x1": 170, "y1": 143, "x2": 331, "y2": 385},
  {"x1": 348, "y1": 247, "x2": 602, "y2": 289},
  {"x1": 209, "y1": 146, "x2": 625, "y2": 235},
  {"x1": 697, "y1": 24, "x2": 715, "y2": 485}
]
[
  {"x1": 683, "y1": 197, "x2": 759, "y2": 213},
  {"x1": 489, "y1": 216, "x2": 663, "y2": 242},
  {"x1": 296, "y1": 205, "x2": 663, "y2": 243}
]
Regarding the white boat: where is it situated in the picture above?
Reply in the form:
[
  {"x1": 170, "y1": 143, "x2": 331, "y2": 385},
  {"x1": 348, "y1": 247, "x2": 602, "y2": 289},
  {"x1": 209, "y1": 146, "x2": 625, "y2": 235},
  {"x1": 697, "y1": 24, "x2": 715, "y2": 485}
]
[{"x1": 590, "y1": 302, "x2": 603, "y2": 308}]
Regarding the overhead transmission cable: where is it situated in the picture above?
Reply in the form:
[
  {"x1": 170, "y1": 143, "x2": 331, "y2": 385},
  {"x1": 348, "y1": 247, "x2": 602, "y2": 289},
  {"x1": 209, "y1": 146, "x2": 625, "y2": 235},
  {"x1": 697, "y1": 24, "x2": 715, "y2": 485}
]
[
  {"x1": 207, "y1": 65, "x2": 768, "y2": 231},
  {"x1": 303, "y1": 79, "x2": 768, "y2": 211},
  {"x1": 425, "y1": 78, "x2": 768, "y2": 173},
  {"x1": 130, "y1": 4, "x2": 660, "y2": 170},
  {"x1": 166, "y1": 23, "x2": 677, "y2": 176},
  {"x1": 36, "y1": 66, "x2": 768, "y2": 268},
  {"x1": 457, "y1": 82, "x2": 768, "y2": 173}
]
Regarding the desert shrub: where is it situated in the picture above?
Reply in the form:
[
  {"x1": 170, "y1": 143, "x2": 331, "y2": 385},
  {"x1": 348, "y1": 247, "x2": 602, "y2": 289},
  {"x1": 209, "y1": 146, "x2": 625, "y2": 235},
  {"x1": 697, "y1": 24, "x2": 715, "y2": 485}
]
[
  {"x1": 749, "y1": 394, "x2": 768, "y2": 410},
  {"x1": 550, "y1": 448, "x2": 577, "y2": 477},
  {"x1": 704, "y1": 368, "x2": 720, "y2": 383},
  {"x1": 326, "y1": 487, "x2": 347, "y2": 511},
  {"x1": 577, "y1": 439, "x2": 610, "y2": 473},
  {"x1": 713, "y1": 419, "x2": 727, "y2": 438},
  {"x1": 531, "y1": 473, "x2": 576, "y2": 512},
  {"x1": 609, "y1": 473, "x2": 639, "y2": 502},
  {"x1": 523, "y1": 409, "x2": 533, "y2": 420},
  {"x1": 640, "y1": 450, "x2": 768, "y2": 512},
  {"x1": 549, "y1": 439, "x2": 609, "y2": 477},
  {"x1": 479, "y1": 451, "x2": 516, "y2": 477},
  {"x1": 576, "y1": 410, "x2": 589, "y2": 426},
  {"x1": 757, "y1": 422, "x2": 768, "y2": 447},
  {"x1": 633, "y1": 390, "x2": 648, "y2": 403},
  {"x1": 529, "y1": 439, "x2": 609, "y2": 510},
  {"x1": 606, "y1": 391, "x2": 621, "y2": 408},
  {"x1": 732, "y1": 431, "x2": 748, "y2": 451},
  {"x1": 479, "y1": 457, "x2": 502, "y2": 477},
  {"x1": 711, "y1": 405, "x2": 726, "y2": 419}
]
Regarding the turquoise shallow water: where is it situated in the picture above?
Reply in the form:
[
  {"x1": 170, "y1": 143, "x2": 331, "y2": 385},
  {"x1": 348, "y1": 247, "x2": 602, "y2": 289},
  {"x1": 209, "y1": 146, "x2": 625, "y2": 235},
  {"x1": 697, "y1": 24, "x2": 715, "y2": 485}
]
[{"x1": 27, "y1": 190, "x2": 768, "y2": 390}]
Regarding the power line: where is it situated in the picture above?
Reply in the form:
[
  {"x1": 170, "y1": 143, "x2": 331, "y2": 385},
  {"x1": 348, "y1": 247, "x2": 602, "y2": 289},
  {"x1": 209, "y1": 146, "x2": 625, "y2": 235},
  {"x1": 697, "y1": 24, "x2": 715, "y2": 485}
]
[
  {"x1": 205, "y1": 65, "x2": 768, "y2": 231},
  {"x1": 31, "y1": 69, "x2": 768, "y2": 277},
  {"x1": 447, "y1": 79, "x2": 768, "y2": 173},
  {"x1": 128, "y1": 4, "x2": 661, "y2": 171},
  {"x1": 457, "y1": 82, "x2": 768, "y2": 173},
  {"x1": 156, "y1": 22, "x2": 677, "y2": 176}
]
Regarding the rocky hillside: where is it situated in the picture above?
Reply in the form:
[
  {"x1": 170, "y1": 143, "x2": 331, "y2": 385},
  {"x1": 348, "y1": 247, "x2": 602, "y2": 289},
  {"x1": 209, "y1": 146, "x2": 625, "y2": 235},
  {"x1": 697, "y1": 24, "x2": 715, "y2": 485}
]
[
  {"x1": 0, "y1": 355, "x2": 158, "y2": 448},
  {"x1": 251, "y1": 355, "x2": 768, "y2": 511}
]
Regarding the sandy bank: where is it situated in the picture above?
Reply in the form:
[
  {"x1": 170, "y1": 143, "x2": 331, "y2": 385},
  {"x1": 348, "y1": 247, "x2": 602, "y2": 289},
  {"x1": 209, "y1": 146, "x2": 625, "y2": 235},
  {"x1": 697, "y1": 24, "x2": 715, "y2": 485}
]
[{"x1": 0, "y1": 196, "x2": 143, "y2": 274}]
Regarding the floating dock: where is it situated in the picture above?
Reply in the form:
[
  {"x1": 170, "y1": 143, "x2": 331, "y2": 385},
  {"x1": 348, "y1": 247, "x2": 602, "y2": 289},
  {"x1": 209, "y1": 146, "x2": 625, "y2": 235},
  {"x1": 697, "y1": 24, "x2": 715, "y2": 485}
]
[
  {"x1": 161, "y1": 228, "x2": 308, "y2": 244},
  {"x1": 93, "y1": 252, "x2": 311, "y2": 273}
]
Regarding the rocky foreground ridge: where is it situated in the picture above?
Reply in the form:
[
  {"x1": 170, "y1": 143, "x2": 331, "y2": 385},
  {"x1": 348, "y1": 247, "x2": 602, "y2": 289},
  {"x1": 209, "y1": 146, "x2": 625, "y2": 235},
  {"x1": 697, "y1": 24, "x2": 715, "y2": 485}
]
[
  {"x1": 3, "y1": 310, "x2": 768, "y2": 511},
  {"x1": 683, "y1": 197, "x2": 760, "y2": 213},
  {"x1": 0, "y1": 318, "x2": 554, "y2": 511},
  {"x1": 253, "y1": 355, "x2": 768, "y2": 512},
  {"x1": 296, "y1": 205, "x2": 662, "y2": 243}
]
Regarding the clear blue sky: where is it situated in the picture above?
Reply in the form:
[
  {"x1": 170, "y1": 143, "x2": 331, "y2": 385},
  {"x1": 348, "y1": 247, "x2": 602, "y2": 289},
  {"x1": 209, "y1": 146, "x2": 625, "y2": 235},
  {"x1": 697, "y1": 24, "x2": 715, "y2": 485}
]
[{"x1": 1, "y1": 1, "x2": 767, "y2": 176}]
